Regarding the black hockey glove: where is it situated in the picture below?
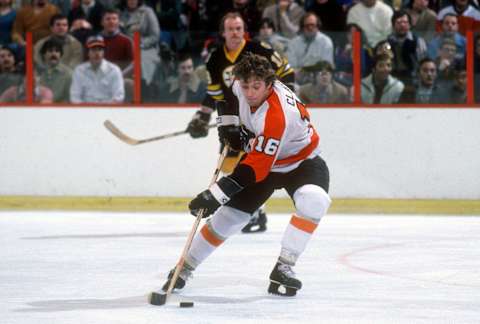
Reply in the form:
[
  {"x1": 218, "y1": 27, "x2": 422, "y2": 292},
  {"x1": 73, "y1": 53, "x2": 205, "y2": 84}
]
[
  {"x1": 218, "y1": 125, "x2": 243, "y2": 151},
  {"x1": 216, "y1": 102, "x2": 242, "y2": 151},
  {"x1": 187, "y1": 111, "x2": 211, "y2": 138},
  {"x1": 189, "y1": 176, "x2": 243, "y2": 218}
]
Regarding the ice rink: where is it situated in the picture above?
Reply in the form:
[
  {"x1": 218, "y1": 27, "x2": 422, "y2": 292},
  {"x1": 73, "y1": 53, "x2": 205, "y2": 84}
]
[{"x1": 1, "y1": 211, "x2": 479, "y2": 324}]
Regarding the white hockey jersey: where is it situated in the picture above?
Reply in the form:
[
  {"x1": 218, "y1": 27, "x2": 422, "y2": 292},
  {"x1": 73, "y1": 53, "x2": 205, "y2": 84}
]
[{"x1": 232, "y1": 79, "x2": 321, "y2": 183}]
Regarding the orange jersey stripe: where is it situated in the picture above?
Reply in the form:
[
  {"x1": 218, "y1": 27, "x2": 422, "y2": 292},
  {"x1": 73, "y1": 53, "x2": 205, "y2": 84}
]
[
  {"x1": 240, "y1": 90, "x2": 286, "y2": 182},
  {"x1": 200, "y1": 225, "x2": 224, "y2": 247},
  {"x1": 275, "y1": 127, "x2": 319, "y2": 166},
  {"x1": 290, "y1": 215, "x2": 318, "y2": 234}
]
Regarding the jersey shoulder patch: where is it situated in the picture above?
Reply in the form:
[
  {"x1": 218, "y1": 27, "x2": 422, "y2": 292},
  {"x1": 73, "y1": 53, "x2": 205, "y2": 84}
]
[
  {"x1": 206, "y1": 46, "x2": 221, "y2": 65},
  {"x1": 260, "y1": 41, "x2": 272, "y2": 50},
  {"x1": 246, "y1": 40, "x2": 272, "y2": 55}
]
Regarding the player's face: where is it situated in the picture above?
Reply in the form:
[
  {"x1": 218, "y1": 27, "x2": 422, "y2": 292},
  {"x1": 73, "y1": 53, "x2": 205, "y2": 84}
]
[
  {"x1": 222, "y1": 17, "x2": 245, "y2": 51},
  {"x1": 239, "y1": 77, "x2": 272, "y2": 107}
]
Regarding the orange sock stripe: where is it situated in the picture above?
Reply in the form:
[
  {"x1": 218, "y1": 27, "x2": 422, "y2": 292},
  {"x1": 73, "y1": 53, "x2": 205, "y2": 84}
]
[
  {"x1": 290, "y1": 215, "x2": 317, "y2": 234},
  {"x1": 200, "y1": 225, "x2": 224, "y2": 247}
]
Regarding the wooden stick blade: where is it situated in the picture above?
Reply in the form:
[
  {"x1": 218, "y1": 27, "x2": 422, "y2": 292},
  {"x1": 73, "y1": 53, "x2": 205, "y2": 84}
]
[
  {"x1": 103, "y1": 120, "x2": 140, "y2": 145},
  {"x1": 149, "y1": 291, "x2": 167, "y2": 306}
]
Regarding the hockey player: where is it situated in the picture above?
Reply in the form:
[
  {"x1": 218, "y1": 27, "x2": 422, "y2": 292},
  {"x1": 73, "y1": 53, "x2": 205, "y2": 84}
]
[
  {"x1": 163, "y1": 52, "x2": 330, "y2": 297},
  {"x1": 186, "y1": 11, "x2": 295, "y2": 233}
]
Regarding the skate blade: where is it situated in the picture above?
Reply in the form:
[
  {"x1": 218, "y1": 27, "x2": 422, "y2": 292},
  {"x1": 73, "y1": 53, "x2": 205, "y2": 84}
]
[
  {"x1": 241, "y1": 225, "x2": 267, "y2": 233},
  {"x1": 149, "y1": 291, "x2": 167, "y2": 306},
  {"x1": 268, "y1": 281, "x2": 297, "y2": 297}
]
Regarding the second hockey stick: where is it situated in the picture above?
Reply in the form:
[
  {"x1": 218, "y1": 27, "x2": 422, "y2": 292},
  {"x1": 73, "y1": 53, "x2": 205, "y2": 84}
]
[
  {"x1": 104, "y1": 120, "x2": 217, "y2": 145},
  {"x1": 148, "y1": 145, "x2": 229, "y2": 306}
]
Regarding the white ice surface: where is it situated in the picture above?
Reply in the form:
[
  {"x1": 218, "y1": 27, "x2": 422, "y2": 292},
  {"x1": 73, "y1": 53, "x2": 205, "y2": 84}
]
[{"x1": 0, "y1": 212, "x2": 479, "y2": 324}]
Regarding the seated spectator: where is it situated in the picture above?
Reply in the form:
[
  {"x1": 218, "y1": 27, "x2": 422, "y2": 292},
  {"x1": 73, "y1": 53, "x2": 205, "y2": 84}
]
[
  {"x1": 435, "y1": 38, "x2": 461, "y2": 86},
  {"x1": 37, "y1": 38, "x2": 72, "y2": 103},
  {"x1": 298, "y1": 60, "x2": 350, "y2": 104},
  {"x1": 364, "y1": 39, "x2": 395, "y2": 77},
  {"x1": 256, "y1": 0, "x2": 275, "y2": 12},
  {"x1": 334, "y1": 23, "x2": 369, "y2": 87},
  {"x1": 70, "y1": 35, "x2": 124, "y2": 103},
  {"x1": 306, "y1": 0, "x2": 347, "y2": 37},
  {"x1": 262, "y1": 0, "x2": 305, "y2": 39},
  {"x1": 0, "y1": 0, "x2": 16, "y2": 46},
  {"x1": 0, "y1": 44, "x2": 23, "y2": 95},
  {"x1": 69, "y1": 0, "x2": 105, "y2": 33},
  {"x1": 145, "y1": 42, "x2": 176, "y2": 102},
  {"x1": 101, "y1": 8, "x2": 133, "y2": 75},
  {"x1": 346, "y1": 0, "x2": 393, "y2": 49},
  {"x1": 286, "y1": 12, "x2": 334, "y2": 82},
  {"x1": 361, "y1": 53, "x2": 405, "y2": 104},
  {"x1": 399, "y1": 57, "x2": 444, "y2": 103},
  {"x1": 11, "y1": 0, "x2": 60, "y2": 45},
  {"x1": 153, "y1": 0, "x2": 195, "y2": 52},
  {"x1": 225, "y1": 0, "x2": 263, "y2": 34},
  {"x1": 34, "y1": 14, "x2": 83, "y2": 71},
  {"x1": 120, "y1": 0, "x2": 160, "y2": 85},
  {"x1": 437, "y1": 60, "x2": 467, "y2": 103},
  {"x1": 158, "y1": 52, "x2": 207, "y2": 103},
  {"x1": 49, "y1": 0, "x2": 70, "y2": 16},
  {"x1": 405, "y1": 0, "x2": 436, "y2": 42},
  {"x1": 255, "y1": 17, "x2": 290, "y2": 56},
  {"x1": 70, "y1": 18, "x2": 95, "y2": 46},
  {"x1": 98, "y1": 0, "x2": 120, "y2": 7},
  {"x1": 474, "y1": 34, "x2": 480, "y2": 102},
  {"x1": 0, "y1": 77, "x2": 53, "y2": 103},
  {"x1": 428, "y1": 13, "x2": 466, "y2": 61},
  {"x1": 194, "y1": 37, "x2": 220, "y2": 84},
  {"x1": 387, "y1": 10, "x2": 427, "y2": 86},
  {"x1": 436, "y1": 0, "x2": 480, "y2": 35}
]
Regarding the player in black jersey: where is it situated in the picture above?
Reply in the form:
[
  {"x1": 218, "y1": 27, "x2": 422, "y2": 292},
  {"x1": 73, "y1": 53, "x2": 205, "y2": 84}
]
[{"x1": 186, "y1": 12, "x2": 295, "y2": 233}]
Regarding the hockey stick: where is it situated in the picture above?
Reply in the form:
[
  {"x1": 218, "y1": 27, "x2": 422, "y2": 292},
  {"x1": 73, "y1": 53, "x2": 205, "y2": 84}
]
[
  {"x1": 149, "y1": 145, "x2": 229, "y2": 306},
  {"x1": 104, "y1": 120, "x2": 217, "y2": 145}
]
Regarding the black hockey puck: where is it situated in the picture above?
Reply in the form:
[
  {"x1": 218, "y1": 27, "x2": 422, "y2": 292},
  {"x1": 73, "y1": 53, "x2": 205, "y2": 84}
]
[
  {"x1": 179, "y1": 301, "x2": 194, "y2": 308},
  {"x1": 149, "y1": 291, "x2": 167, "y2": 306}
]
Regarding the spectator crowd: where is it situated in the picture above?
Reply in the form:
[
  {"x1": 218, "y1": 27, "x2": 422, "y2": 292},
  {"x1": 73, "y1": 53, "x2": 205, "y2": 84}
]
[{"x1": 0, "y1": 0, "x2": 479, "y2": 104}]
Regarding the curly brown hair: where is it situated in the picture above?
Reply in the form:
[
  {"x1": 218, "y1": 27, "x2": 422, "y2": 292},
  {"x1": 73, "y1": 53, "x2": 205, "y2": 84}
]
[{"x1": 233, "y1": 52, "x2": 276, "y2": 86}]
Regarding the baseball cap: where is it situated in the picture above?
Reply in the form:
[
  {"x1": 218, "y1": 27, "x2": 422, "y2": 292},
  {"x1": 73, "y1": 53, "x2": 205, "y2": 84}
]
[{"x1": 86, "y1": 35, "x2": 105, "y2": 49}]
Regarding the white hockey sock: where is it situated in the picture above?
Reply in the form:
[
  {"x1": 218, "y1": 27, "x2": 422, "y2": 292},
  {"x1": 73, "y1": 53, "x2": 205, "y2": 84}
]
[
  {"x1": 280, "y1": 214, "x2": 319, "y2": 265},
  {"x1": 186, "y1": 206, "x2": 251, "y2": 268}
]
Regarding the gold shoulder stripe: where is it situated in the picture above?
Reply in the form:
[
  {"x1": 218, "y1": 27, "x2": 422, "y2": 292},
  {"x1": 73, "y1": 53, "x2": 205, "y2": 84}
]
[{"x1": 207, "y1": 84, "x2": 221, "y2": 90}]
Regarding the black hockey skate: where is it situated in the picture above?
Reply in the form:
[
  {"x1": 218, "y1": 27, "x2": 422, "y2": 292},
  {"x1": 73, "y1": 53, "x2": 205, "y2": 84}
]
[
  {"x1": 161, "y1": 263, "x2": 193, "y2": 292},
  {"x1": 241, "y1": 208, "x2": 267, "y2": 233},
  {"x1": 268, "y1": 262, "x2": 302, "y2": 297}
]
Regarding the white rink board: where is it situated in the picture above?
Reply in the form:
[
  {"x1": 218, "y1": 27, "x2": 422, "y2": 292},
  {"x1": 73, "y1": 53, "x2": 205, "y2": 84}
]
[
  {"x1": 0, "y1": 211, "x2": 479, "y2": 324},
  {"x1": 0, "y1": 107, "x2": 479, "y2": 199}
]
